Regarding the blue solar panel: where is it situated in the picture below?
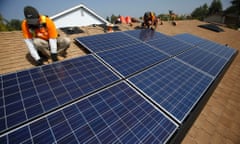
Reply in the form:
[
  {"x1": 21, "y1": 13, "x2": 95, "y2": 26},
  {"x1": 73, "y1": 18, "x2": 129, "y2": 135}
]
[
  {"x1": 97, "y1": 43, "x2": 169, "y2": 77},
  {"x1": 146, "y1": 37, "x2": 193, "y2": 56},
  {"x1": 173, "y1": 33, "x2": 206, "y2": 45},
  {"x1": 177, "y1": 48, "x2": 228, "y2": 77},
  {"x1": 197, "y1": 41, "x2": 236, "y2": 60},
  {"x1": 0, "y1": 55, "x2": 120, "y2": 133},
  {"x1": 124, "y1": 29, "x2": 169, "y2": 42},
  {"x1": 173, "y1": 33, "x2": 237, "y2": 60},
  {"x1": 1, "y1": 82, "x2": 178, "y2": 143},
  {"x1": 128, "y1": 59, "x2": 213, "y2": 123},
  {"x1": 1, "y1": 31, "x2": 237, "y2": 143},
  {"x1": 75, "y1": 32, "x2": 140, "y2": 53}
]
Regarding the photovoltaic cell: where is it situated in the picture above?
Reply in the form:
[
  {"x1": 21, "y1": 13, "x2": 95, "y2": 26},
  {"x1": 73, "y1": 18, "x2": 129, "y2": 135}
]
[
  {"x1": 173, "y1": 33, "x2": 206, "y2": 46},
  {"x1": 0, "y1": 55, "x2": 120, "y2": 133},
  {"x1": 177, "y1": 48, "x2": 228, "y2": 77},
  {"x1": 197, "y1": 40, "x2": 236, "y2": 60},
  {"x1": 128, "y1": 59, "x2": 213, "y2": 123},
  {"x1": 97, "y1": 43, "x2": 169, "y2": 77},
  {"x1": 75, "y1": 32, "x2": 140, "y2": 53},
  {"x1": 173, "y1": 33, "x2": 236, "y2": 60},
  {"x1": 146, "y1": 37, "x2": 193, "y2": 56},
  {"x1": 124, "y1": 29, "x2": 169, "y2": 42},
  {"x1": 0, "y1": 82, "x2": 178, "y2": 143}
]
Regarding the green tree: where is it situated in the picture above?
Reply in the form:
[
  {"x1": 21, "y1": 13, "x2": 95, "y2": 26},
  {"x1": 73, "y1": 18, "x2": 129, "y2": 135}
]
[
  {"x1": 191, "y1": 3, "x2": 209, "y2": 20},
  {"x1": 208, "y1": 0, "x2": 223, "y2": 15},
  {"x1": 7, "y1": 19, "x2": 22, "y2": 30},
  {"x1": 225, "y1": 0, "x2": 240, "y2": 15},
  {"x1": 110, "y1": 14, "x2": 118, "y2": 23},
  {"x1": 0, "y1": 14, "x2": 8, "y2": 31},
  {"x1": 0, "y1": 14, "x2": 22, "y2": 31}
]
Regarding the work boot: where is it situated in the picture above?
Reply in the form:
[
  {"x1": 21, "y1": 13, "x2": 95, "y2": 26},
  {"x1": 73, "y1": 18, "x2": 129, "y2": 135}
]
[
  {"x1": 51, "y1": 53, "x2": 58, "y2": 62},
  {"x1": 36, "y1": 58, "x2": 43, "y2": 66}
]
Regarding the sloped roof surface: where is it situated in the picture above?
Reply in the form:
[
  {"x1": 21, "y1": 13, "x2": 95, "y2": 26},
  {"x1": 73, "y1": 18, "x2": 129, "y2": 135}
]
[{"x1": 0, "y1": 20, "x2": 240, "y2": 143}]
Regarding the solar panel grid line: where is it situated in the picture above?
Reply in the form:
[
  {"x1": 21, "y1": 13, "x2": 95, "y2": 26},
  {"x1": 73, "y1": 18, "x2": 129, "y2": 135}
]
[
  {"x1": 173, "y1": 33, "x2": 237, "y2": 61},
  {"x1": 0, "y1": 76, "x2": 105, "y2": 140},
  {"x1": 122, "y1": 30, "x2": 174, "y2": 57},
  {"x1": 176, "y1": 48, "x2": 228, "y2": 77},
  {"x1": 173, "y1": 33, "x2": 206, "y2": 46},
  {"x1": 69, "y1": 81, "x2": 178, "y2": 143},
  {"x1": 123, "y1": 29, "x2": 170, "y2": 42},
  {"x1": 1, "y1": 82, "x2": 122, "y2": 140},
  {"x1": 75, "y1": 31, "x2": 141, "y2": 53},
  {"x1": 1, "y1": 30, "x2": 235, "y2": 143},
  {"x1": 126, "y1": 68, "x2": 184, "y2": 124},
  {"x1": 127, "y1": 59, "x2": 214, "y2": 123},
  {"x1": 197, "y1": 42, "x2": 237, "y2": 60},
  {"x1": 93, "y1": 54, "x2": 126, "y2": 78},
  {"x1": 174, "y1": 57, "x2": 214, "y2": 79},
  {"x1": 0, "y1": 81, "x2": 178, "y2": 143},
  {"x1": 0, "y1": 54, "x2": 121, "y2": 135},
  {"x1": 140, "y1": 40, "x2": 172, "y2": 58},
  {"x1": 146, "y1": 38, "x2": 195, "y2": 57},
  {"x1": 96, "y1": 43, "x2": 170, "y2": 78}
]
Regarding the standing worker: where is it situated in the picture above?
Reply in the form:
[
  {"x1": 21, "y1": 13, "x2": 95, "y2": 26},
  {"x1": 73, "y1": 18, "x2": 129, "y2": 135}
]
[
  {"x1": 21, "y1": 6, "x2": 71, "y2": 66},
  {"x1": 142, "y1": 11, "x2": 158, "y2": 30}
]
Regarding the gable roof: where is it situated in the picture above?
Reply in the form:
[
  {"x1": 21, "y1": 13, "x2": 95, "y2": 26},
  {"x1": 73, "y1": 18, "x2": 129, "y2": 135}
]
[{"x1": 50, "y1": 4, "x2": 110, "y2": 28}]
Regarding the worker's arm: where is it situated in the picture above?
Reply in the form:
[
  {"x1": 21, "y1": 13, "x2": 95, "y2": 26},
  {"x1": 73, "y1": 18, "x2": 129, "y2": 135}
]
[
  {"x1": 49, "y1": 39, "x2": 57, "y2": 54},
  {"x1": 46, "y1": 17, "x2": 58, "y2": 61},
  {"x1": 22, "y1": 20, "x2": 41, "y2": 61},
  {"x1": 24, "y1": 39, "x2": 41, "y2": 61}
]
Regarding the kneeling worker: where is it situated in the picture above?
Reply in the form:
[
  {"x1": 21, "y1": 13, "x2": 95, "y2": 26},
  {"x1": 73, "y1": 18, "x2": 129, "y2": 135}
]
[
  {"x1": 142, "y1": 11, "x2": 158, "y2": 30},
  {"x1": 21, "y1": 6, "x2": 71, "y2": 66}
]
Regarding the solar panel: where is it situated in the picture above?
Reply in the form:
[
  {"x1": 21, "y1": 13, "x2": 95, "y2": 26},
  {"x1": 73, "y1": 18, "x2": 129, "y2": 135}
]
[
  {"x1": 177, "y1": 48, "x2": 228, "y2": 77},
  {"x1": 197, "y1": 41, "x2": 236, "y2": 60},
  {"x1": 173, "y1": 33, "x2": 206, "y2": 46},
  {"x1": 1, "y1": 30, "x2": 237, "y2": 143},
  {"x1": 128, "y1": 59, "x2": 213, "y2": 123},
  {"x1": 146, "y1": 37, "x2": 193, "y2": 56},
  {"x1": 0, "y1": 55, "x2": 120, "y2": 133},
  {"x1": 198, "y1": 24, "x2": 224, "y2": 32},
  {"x1": 75, "y1": 32, "x2": 140, "y2": 53},
  {"x1": 124, "y1": 29, "x2": 169, "y2": 42},
  {"x1": 173, "y1": 33, "x2": 236, "y2": 60},
  {"x1": 97, "y1": 43, "x2": 169, "y2": 78},
  {"x1": 1, "y1": 82, "x2": 178, "y2": 143}
]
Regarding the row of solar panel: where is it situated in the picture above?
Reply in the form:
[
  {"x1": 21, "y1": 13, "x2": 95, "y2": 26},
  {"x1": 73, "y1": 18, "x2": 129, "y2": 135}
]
[
  {"x1": 76, "y1": 30, "x2": 236, "y2": 78},
  {"x1": 0, "y1": 82, "x2": 178, "y2": 143},
  {"x1": 0, "y1": 55, "x2": 121, "y2": 134},
  {"x1": 0, "y1": 30, "x2": 237, "y2": 143}
]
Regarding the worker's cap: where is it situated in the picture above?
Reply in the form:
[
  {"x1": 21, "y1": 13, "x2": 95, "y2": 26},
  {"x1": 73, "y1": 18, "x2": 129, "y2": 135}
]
[{"x1": 24, "y1": 6, "x2": 40, "y2": 25}]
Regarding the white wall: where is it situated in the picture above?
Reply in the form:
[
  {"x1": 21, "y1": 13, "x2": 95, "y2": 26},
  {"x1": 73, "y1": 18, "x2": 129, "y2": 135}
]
[{"x1": 52, "y1": 8, "x2": 106, "y2": 28}]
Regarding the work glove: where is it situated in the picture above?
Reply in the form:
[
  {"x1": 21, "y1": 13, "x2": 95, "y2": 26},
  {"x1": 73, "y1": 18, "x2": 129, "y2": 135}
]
[
  {"x1": 36, "y1": 58, "x2": 43, "y2": 66},
  {"x1": 51, "y1": 53, "x2": 58, "y2": 62}
]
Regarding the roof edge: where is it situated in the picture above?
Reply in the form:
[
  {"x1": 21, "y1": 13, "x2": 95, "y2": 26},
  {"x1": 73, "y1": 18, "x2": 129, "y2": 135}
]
[{"x1": 50, "y1": 3, "x2": 110, "y2": 25}]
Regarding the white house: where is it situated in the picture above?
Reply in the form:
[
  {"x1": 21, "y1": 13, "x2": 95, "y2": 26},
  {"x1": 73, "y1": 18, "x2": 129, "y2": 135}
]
[{"x1": 50, "y1": 4, "x2": 110, "y2": 28}]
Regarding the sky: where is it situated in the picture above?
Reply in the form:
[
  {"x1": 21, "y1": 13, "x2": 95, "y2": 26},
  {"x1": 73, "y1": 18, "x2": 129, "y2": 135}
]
[{"x1": 0, "y1": 0, "x2": 232, "y2": 21}]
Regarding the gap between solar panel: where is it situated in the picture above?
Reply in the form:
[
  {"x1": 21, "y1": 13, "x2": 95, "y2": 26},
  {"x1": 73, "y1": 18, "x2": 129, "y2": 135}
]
[
  {"x1": 125, "y1": 78, "x2": 181, "y2": 126},
  {"x1": 0, "y1": 54, "x2": 122, "y2": 136},
  {"x1": 95, "y1": 43, "x2": 170, "y2": 79},
  {"x1": 0, "y1": 81, "x2": 178, "y2": 142}
]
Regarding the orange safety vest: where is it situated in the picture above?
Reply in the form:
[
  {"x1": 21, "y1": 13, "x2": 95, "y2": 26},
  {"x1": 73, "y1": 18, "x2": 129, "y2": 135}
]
[{"x1": 22, "y1": 15, "x2": 58, "y2": 40}]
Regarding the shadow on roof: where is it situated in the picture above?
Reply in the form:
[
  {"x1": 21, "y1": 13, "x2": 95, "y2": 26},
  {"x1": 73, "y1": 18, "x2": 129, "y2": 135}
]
[{"x1": 60, "y1": 27, "x2": 85, "y2": 35}]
